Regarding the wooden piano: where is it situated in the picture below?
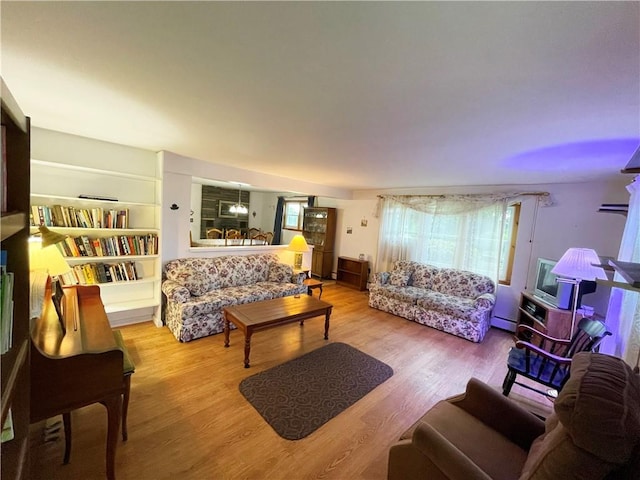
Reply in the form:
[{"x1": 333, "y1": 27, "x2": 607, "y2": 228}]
[{"x1": 30, "y1": 283, "x2": 123, "y2": 480}]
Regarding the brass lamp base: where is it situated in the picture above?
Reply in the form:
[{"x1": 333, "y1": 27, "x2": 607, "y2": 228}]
[{"x1": 294, "y1": 253, "x2": 303, "y2": 269}]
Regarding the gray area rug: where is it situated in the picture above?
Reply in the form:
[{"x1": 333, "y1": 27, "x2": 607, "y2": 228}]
[{"x1": 239, "y1": 342, "x2": 393, "y2": 440}]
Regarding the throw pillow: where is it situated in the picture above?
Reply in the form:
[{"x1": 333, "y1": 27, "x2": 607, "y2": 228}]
[
  {"x1": 268, "y1": 263, "x2": 293, "y2": 283},
  {"x1": 176, "y1": 270, "x2": 211, "y2": 297},
  {"x1": 389, "y1": 269, "x2": 412, "y2": 287}
]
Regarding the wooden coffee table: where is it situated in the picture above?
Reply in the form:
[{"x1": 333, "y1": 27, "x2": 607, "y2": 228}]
[{"x1": 223, "y1": 295, "x2": 333, "y2": 368}]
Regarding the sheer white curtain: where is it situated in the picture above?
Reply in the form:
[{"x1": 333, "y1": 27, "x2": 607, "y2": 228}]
[
  {"x1": 602, "y1": 177, "x2": 640, "y2": 368},
  {"x1": 375, "y1": 194, "x2": 510, "y2": 283}
]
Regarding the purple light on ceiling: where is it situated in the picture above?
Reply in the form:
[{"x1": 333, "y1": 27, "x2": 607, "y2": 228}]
[{"x1": 502, "y1": 138, "x2": 640, "y2": 172}]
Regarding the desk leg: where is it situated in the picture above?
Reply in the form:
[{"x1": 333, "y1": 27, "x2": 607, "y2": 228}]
[{"x1": 103, "y1": 395, "x2": 121, "y2": 480}]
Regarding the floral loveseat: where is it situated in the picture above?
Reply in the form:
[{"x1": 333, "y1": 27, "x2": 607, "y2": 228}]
[
  {"x1": 368, "y1": 260, "x2": 496, "y2": 342},
  {"x1": 162, "y1": 253, "x2": 307, "y2": 342}
]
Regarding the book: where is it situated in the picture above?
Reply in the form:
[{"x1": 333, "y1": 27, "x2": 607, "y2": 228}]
[{"x1": 1, "y1": 125, "x2": 5, "y2": 213}]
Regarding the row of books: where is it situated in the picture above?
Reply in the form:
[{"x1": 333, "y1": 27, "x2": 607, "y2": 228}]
[
  {"x1": 58, "y1": 261, "x2": 142, "y2": 286},
  {"x1": 55, "y1": 234, "x2": 158, "y2": 258},
  {"x1": 31, "y1": 204, "x2": 130, "y2": 229},
  {"x1": 0, "y1": 251, "x2": 14, "y2": 355}
]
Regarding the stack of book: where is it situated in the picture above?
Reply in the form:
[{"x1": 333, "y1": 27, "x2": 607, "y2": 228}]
[
  {"x1": 58, "y1": 261, "x2": 141, "y2": 286},
  {"x1": 55, "y1": 233, "x2": 158, "y2": 258},
  {"x1": 30, "y1": 204, "x2": 129, "y2": 229}
]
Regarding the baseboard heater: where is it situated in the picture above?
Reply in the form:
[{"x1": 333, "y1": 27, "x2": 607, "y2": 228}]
[{"x1": 491, "y1": 315, "x2": 516, "y2": 333}]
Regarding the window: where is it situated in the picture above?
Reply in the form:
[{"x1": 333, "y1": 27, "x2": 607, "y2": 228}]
[
  {"x1": 499, "y1": 203, "x2": 520, "y2": 285},
  {"x1": 283, "y1": 200, "x2": 307, "y2": 230},
  {"x1": 377, "y1": 196, "x2": 521, "y2": 285}
]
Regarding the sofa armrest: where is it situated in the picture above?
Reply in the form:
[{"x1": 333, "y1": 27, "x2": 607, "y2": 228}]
[
  {"x1": 412, "y1": 423, "x2": 492, "y2": 480},
  {"x1": 449, "y1": 378, "x2": 545, "y2": 451},
  {"x1": 474, "y1": 292, "x2": 496, "y2": 310},
  {"x1": 371, "y1": 271, "x2": 390, "y2": 286},
  {"x1": 291, "y1": 271, "x2": 306, "y2": 285},
  {"x1": 161, "y1": 280, "x2": 191, "y2": 303}
]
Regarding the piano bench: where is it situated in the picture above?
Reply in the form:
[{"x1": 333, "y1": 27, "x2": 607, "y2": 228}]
[{"x1": 62, "y1": 330, "x2": 136, "y2": 464}]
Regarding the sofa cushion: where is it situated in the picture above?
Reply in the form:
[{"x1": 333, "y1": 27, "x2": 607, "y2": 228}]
[
  {"x1": 416, "y1": 291, "x2": 478, "y2": 319},
  {"x1": 411, "y1": 263, "x2": 439, "y2": 289},
  {"x1": 375, "y1": 285, "x2": 428, "y2": 304},
  {"x1": 553, "y1": 352, "x2": 640, "y2": 464},
  {"x1": 519, "y1": 418, "x2": 616, "y2": 480},
  {"x1": 215, "y1": 254, "x2": 271, "y2": 287},
  {"x1": 431, "y1": 267, "x2": 495, "y2": 298},
  {"x1": 173, "y1": 270, "x2": 212, "y2": 297},
  {"x1": 268, "y1": 263, "x2": 293, "y2": 283},
  {"x1": 390, "y1": 269, "x2": 412, "y2": 287}
]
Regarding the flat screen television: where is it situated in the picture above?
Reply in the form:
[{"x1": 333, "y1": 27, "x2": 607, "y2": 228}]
[{"x1": 533, "y1": 257, "x2": 597, "y2": 310}]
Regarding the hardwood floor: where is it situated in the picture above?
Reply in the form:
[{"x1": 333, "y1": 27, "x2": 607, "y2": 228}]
[{"x1": 29, "y1": 285, "x2": 552, "y2": 480}]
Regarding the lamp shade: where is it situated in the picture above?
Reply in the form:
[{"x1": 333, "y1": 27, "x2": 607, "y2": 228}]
[
  {"x1": 39, "y1": 225, "x2": 68, "y2": 248},
  {"x1": 288, "y1": 234, "x2": 309, "y2": 253},
  {"x1": 29, "y1": 238, "x2": 70, "y2": 277},
  {"x1": 551, "y1": 248, "x2": 607, "y2": 281}
]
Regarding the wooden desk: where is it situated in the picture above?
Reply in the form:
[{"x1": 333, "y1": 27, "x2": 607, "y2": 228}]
[{"x1": 30, "y1": 284, "x2": 123, "y2": 480}]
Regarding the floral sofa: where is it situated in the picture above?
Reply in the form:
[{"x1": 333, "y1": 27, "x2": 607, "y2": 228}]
[
  {"x1": 162, "y1": 253, "x2": 307, "y2": 342},
  {"x1": 368, "y1": 260, "x2": 496, "y2": 342}
]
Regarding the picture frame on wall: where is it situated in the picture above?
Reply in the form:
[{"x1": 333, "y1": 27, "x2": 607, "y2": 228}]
[{"x1": 218, "y1": 200, "x2": 237, "y2": 218}]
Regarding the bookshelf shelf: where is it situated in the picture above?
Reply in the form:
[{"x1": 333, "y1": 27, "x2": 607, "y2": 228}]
[
  {"x1": 30, "y1": 130, "x2": 162, "y2": 327},
  {"x1": 1, "y1": 77, "x2": 31, "y2": 479},
  {"x1": 1, "y1": 213, "x2": 26, "y2": 240}
]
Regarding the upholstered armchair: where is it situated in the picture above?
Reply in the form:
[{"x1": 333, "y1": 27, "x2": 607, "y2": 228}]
[{"x1": 388, "y1": 352, "x2": 640, "y2": 480}]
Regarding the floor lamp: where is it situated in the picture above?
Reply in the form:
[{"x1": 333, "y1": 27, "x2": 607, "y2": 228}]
[{"x1": 551, "y1": 248, "x2": 607, "y2": 339}]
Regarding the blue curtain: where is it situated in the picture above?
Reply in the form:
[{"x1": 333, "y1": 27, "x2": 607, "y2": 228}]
[
  {"x1": 307, "y1": 195, "x2": 316, "y2": 208},
  {"x1": 272, "y1": 196, "x2": 285, "y2": 245}
]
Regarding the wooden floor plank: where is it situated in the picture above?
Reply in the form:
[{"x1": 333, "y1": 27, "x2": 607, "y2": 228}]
[{"x1": 29, "y1": 285, "x2": 552, "y2": 480}]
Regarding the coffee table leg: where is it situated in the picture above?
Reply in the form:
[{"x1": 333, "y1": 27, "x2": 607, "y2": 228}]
[
  {"x1": 244, "y1": 332, "x2": 252, "y2": 368},
  {"x1": 224, "y1": 315, "x2": 230, "y2": 347},
  {"x1": 324, "y1": 310, "x2": 330, "y2": 340}
]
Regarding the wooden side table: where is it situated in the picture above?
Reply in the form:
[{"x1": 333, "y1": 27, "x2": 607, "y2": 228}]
[{"x1": 303, "y1": 278, "x2": 324, "y2": 299}]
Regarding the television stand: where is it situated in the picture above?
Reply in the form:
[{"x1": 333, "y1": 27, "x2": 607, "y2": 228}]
[{"x1": 517, "y1": 291, "x2": 582, "y2": 340}]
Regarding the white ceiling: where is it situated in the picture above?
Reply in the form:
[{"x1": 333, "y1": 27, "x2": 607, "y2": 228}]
[{"x1": 2, "y1": 1, "x2": 639, "y2": 192}]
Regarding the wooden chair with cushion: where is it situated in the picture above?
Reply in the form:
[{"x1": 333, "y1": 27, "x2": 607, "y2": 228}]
[
  {"x1": 62, "y1": 329, "x2": 136, "y2": 464},
  {"x1": 502, "y1": 317, "x2": 611, "y2": 398},
  {"x1": 247, "y1": 227, "x2": 261, "y2": 238},
  {"x1": 250, "y1": 233, "x2": 269, "y2": 245},
  {"x1": 206, "y1": 228, "x2": 223, "y2": 239},
  {"x1": 225, "y1": 229, "x2": 245, "y2": 245}
]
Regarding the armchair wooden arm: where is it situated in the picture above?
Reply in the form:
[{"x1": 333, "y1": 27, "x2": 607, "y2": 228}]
[{"x1": 514, "y1": 340, "x2": 574, "y2": 365}]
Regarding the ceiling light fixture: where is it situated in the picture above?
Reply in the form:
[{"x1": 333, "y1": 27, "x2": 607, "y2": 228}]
[{"x1": 229, "y1": 184, "x2": 248, "y2": 215}]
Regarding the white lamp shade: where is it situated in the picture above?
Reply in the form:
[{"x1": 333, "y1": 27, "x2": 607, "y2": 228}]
[
  {"x1": 551, "y1": 248, "x2": 607, "y2": 281},
  {"x1": 29, "y1": 239, "x2": 70, "y2": 277},
  {"x1": 288, "y1": 234, "x2": 309, "y2": 252}
]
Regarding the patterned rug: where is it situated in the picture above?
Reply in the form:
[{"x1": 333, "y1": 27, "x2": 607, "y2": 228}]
[{"x1": 239, "y1": 342, "x2": 394, "y2": 440}]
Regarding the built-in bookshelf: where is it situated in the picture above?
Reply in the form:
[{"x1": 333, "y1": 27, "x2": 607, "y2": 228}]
[
  {"x1": 30, "y1": 129, "x2": 162, "y2": 326},
  {"x1": 1, "y1": 78, "x2": 31, "y2": 480}
]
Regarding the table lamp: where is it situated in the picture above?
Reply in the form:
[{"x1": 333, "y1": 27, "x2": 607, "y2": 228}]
[
  {"x1": 288, "y1": 234, "x2": 309, "y2": 270},
  {"x1": 551, "y1": 248, "x2": 607, "y2": 338},
  {"x1": 29, "y1": 226, "x2": 71, "y2": 320}
]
